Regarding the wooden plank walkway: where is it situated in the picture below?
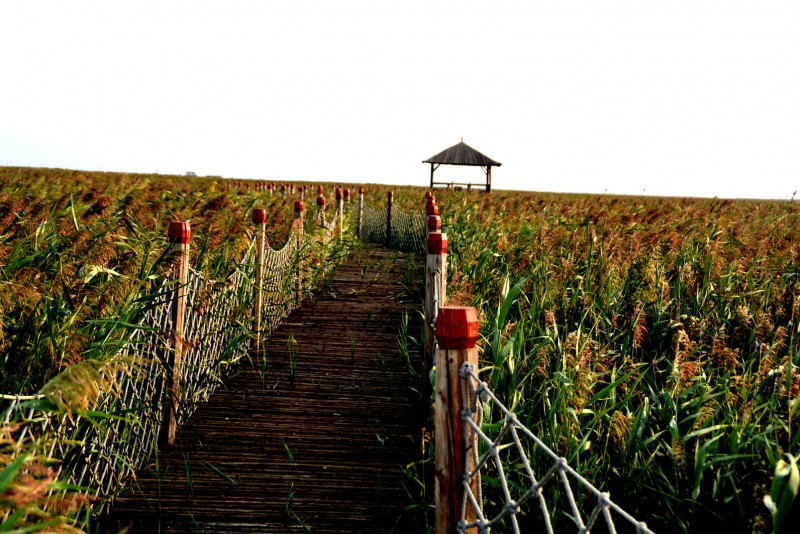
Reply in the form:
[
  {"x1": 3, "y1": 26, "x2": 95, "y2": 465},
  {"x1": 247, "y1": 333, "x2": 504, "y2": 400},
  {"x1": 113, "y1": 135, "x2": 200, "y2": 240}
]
[{"x1": 105, "y1": 246, "x2": 427, "y2": 533}]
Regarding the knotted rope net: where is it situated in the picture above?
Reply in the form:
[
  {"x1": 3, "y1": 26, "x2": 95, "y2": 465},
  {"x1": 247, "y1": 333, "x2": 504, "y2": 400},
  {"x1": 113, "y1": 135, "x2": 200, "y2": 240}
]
[
  {"x1": 360, "y1": 199, "x2": 425, "y2": 255},
  {"x1": 0, "y1": 213, "x2": 347, "y2": 525},
  {"x1": 457, "y1": 362, "x2": 654, "y2": 534}
]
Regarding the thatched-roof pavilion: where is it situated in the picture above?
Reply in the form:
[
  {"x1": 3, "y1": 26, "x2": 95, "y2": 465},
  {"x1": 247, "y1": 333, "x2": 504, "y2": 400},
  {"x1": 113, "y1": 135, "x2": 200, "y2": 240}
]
[{"x1": 423, "y1": 139, "x2": 501, "y2": 192}]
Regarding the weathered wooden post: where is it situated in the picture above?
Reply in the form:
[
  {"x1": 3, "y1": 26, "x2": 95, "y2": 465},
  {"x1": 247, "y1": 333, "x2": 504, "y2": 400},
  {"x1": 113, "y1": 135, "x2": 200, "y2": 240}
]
[
  {"x1": 435, "y1": 306, "x2": 479, "y2": 534},
  {"x1": 294, "y1": 199, "x2": 305, "y2": 304},
  {"x1": 252, "y1": 209, "x2": 267, "y2": 354},
  {"x1": 386, "y1": 190, "x2": 393, "y2": 247},
  {"x1": 335, "y1": 187, "x2": 344, "y2": 237},
  {"x1": 424, "y1": 191, "x2": 433, "y2": 220},
  {"x1": 425, "y1": 229, "x2": 447, "y2": 395},
  {"x1": 316, "y1": 185, "x2": 326, "y2": 225},
  {"x1": 357, "y1": 187, "x2": 364, "y2": 238},
  {"x1": 344, "y1": 188, "x2": 350, "y2": 207},
  {"x1": 165, "y1": 221, "x2": 190, "y2": 447}
]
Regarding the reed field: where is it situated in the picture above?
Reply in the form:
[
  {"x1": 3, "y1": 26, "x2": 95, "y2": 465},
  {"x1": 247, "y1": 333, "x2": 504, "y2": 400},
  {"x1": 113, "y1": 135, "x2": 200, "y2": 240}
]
[
  {"x1": 420, "y1": 189, "x2": 800, "y2": 532},
  {"x1": 1, "y1": 167, "x2": 799, "y2": 531},
  {"x1": 0, "y1": 167, "x2": 301, "y2": 394}
]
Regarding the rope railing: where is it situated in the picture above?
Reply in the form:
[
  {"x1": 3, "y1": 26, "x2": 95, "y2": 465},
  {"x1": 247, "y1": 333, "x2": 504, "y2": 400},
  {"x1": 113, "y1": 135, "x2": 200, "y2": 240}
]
[
  {"x1": 459, "y1": 362, "x2": 654, "y2": 534},
  {"x1": 414, "y1": 191, "x2": 654, "y2": 533},
  {"x1": 358, "y1": 190, "x2": 426, "y2": 255},
  {"x1": 1, "y1": 191, "x2": 347, "y2": 527}
]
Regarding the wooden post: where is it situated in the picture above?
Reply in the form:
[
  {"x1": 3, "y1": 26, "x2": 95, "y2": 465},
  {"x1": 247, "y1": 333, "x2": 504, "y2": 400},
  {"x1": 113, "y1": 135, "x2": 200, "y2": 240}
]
[
  {"x1": 252, "y1": 209, "x2": 267, "y2": 354},
  {"x1": 294, "y1": 200, "x2": 305, "y2": 304},
  {"x1": 316, "y1": 186, "x2": 326, "y2": 226},
  {"x1": 357, "y1": 187, "x2": 364, "y2": 237},
  {"x1": 336, "y1": 187, "x2": 344, "y2": 237},
  {"x1": 165, "y1": 221, "x2": 190, "y2": 447},
  {"x1": 435, "y1": 306, "x2": 479, "y2": 534},
  {"x1": 425, "y1": 230, "x2": 447, "y2": 396},
  {"x1": 386, "y1": 190, "x2": 393, "y2": 247},
  {"x1": 427, "y1": 202, "x2": 440, "y2": 238},
  {"x1": 424, "y1": 191, "x2": 433, "y2": 222}
]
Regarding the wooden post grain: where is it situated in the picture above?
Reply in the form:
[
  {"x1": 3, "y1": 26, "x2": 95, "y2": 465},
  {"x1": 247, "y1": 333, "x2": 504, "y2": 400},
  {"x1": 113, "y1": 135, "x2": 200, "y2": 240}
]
[
  {"x1": 165, "y1": 221, "x2": 190, "y2": 447},
  {"x1": 425, "y1": 230, "x2": 447, "y2": 392},
  {"x1": 252, "y1": 209, "x2": 267, "y2": 354},
  {"x1": 435, "y1": 306, "x2": 479, "y2": 534},
  {"x1": 357, "y1": 187, "x2": 364, "y2": 237},
  {"x1": 386, "y1": 190, "x2": 393, "y2": 247},
  {"x1": 294, "y1": 200, "x2": 305, "y2": 304}
]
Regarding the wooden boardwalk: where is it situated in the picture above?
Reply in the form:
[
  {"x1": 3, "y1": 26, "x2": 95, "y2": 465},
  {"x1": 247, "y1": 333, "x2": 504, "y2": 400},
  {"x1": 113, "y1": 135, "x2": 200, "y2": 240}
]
[{"x1": 105, "y1": 246, "x2": 427, "y2": 533}]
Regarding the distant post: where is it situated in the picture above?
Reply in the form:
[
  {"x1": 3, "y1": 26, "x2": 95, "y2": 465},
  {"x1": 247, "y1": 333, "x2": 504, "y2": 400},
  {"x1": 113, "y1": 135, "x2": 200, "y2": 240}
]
[
  {"x1": 316, "y1": 186, "x2": 326, "y2": 226},
  {"x1": 435, "y1": 306, "x2": 479, "y2": 534},
  {"x1": 386, "y1": 190, "x2": 393, "y2": 247},
  {"x1": 357, "y1": 187, "x2": 364, "y2": 238},
  {"x1": 426, "y1": 202, "x2": 439, "y2": 239},
  {"x1": 252, "y1": 209, "x2": 267, "y2": 354},
  {"x1": 164, "y1": 221, "x2": 190, "y2": 447},
  {"x1": 336, "y1": 187, "x2": 344, "y2": 237},
  {"x1": 294, "y1": 200, "x2": 305, "y2": 304}
]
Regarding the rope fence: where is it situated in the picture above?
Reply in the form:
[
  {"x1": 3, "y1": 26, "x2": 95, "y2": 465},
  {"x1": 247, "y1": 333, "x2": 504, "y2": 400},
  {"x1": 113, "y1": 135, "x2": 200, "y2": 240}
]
[
  {"x1": 1, "y1": 187, "x2": 654, "y2": 532},
  {"x1": 1, "y1": 191, "x2": 346, "y2": 527},
  {"x1": 418, "y1": 192, "x2": 654, "y2": 533},
  {"x1": 358, "y1": 189, "x2": 426, "y2": 255}
]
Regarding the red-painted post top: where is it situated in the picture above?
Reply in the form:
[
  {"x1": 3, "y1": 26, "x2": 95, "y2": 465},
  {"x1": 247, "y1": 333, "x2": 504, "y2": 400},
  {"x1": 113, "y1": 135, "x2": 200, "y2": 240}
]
[
  {"x1": 336, "y1": 187, "x2": 343, "y2": 201},
  {"x1": 359, "y1": 187, "x2": 364, "y2": 195},
  {"x1": 387, "y1": 190, "x2": 394, "y2": 200},
  {"x1": 168, "y1": 221, "x2": 191, "y2": 244},
  {"x1": 294, "y1": 200, "x2": 305, "y2": 213},
  {"x1": 344, "y1": 189, "x2": 350, "y2": 200},
  {"x1": 317, "y1": 185, "x2": 324, "y2": 195},
  {"x1": 316, "y1": 195, "x2": 326, "y2": 206},
  {"x1": 436, "y1": 306, "x2": 479, "y2": 350},
  {"x1": 427, "y1": 232, "x2": 447, "y2": 254},
  {"x1": 429, "y1": 204, "x2": 439, "y2": 216},
  {"x1": 425, "y1": 191, "x2": 432, "y2": 199},
  {"x1": 252, "y1": 208, "x2": 267, "y2": 224},
  {"x1": 427, "y1": 214, "x2": 441, "y2": 232}
]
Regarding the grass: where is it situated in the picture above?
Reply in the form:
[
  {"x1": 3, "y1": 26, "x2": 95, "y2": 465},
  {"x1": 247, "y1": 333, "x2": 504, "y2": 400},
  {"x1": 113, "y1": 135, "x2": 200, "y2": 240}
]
[{"x1": 287, "y1": 332, "x2": 299, "y2": 384}]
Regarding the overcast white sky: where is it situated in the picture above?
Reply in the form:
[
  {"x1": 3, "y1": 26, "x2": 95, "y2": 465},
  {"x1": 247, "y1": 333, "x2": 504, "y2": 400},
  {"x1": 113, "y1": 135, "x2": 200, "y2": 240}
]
[{"x1": 1, "y1": 1, "x2": 798, "y2": 199}]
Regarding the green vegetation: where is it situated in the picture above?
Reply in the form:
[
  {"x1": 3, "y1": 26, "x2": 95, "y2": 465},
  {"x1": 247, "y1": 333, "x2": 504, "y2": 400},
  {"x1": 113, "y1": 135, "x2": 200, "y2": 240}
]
[
  {"x1": 0, "y1": 166, "x2": 351, "y2": 531},
  {"x1": 0, "y1": 167, "x2": 299, "y2": 394},
  {"x1": 3, "y1": 166, "x2": 798, "y2": 531},
  {"x1": 423, "y1": 189, "x2": 800, "y2": 531}
]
